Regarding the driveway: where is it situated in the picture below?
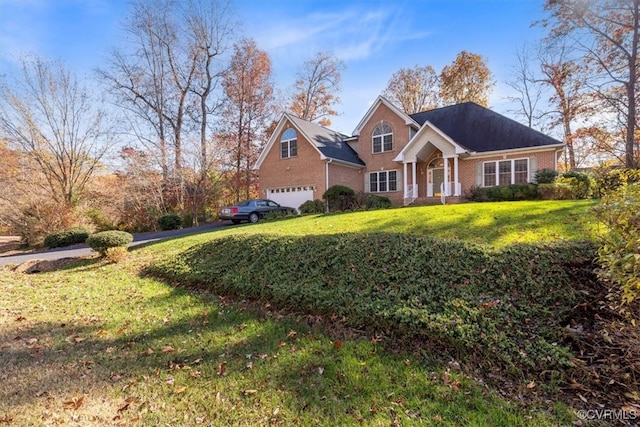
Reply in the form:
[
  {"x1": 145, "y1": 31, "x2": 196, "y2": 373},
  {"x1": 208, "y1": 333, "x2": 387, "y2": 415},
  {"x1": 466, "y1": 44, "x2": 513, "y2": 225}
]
[{"x1": 0, "y1": 221, "x2": 232, "y2": 267}]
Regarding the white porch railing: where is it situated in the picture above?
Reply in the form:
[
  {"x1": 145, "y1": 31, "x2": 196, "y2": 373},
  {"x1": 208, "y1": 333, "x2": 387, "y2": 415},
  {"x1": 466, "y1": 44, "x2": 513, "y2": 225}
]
[{"x1": 404, "y1": 184, "x2": 418, "y2": 206}]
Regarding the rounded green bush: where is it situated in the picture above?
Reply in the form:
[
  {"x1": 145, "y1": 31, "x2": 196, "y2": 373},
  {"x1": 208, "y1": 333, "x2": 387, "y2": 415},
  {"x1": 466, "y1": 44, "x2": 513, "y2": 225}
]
[
  {"x1": 323, "y1": 185, "x2": 356, "y2": 212},
  {"x1": 86, "y1": 230, "x2": 133, "y2": 256},
  {"x1": 44, "y1": 227, "x2": 90, "y2": 249},
  {"x1": 535, "y1": 168, "x2": 558, "y2": 184},
  {"x1": 158, "y1": 214, "x2": 182, "y2": 230},
  {"x1": 299, "y1": 199, "x2": 325, "y2": 214},
  {"x1": 365, "y1": 194, "x2": 392, "y2": 209}
]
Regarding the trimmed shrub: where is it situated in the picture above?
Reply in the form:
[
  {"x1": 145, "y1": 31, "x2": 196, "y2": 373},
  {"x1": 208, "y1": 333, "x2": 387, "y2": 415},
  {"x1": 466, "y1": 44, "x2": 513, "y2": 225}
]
[
  {"x1": 299, "y1": 199, "x2": 325, "y2": 214},
  {"x1": 158, "y1": 214, "x2": 182, "y2": 230},
  {"x1": 556, "y1": 171, "x2": 592, "y2": 199},
  {"x1": 353, "y1": 192, "x2": 393, "y2": 210},
  {"x1": 44, "y1": 227, "x2": 90, "y2": 249},
  {"x1": 182, "y1": 213, "x2": 194, "y2": 229},
  {"x1": 537, "y1": 183, "x2": 575, "y2": 200},
  {"x1": 323, "y1": 185, "x2": 356, "y2": 212},
  {"x1": 535, "y1": 168, "x2": 558, "y2": 184},
  {"x1": 467, "y1": 184, "x2": 538, "y2": 202},
  {"x1": 86, "y1": 230, "x2": 133, "y2": 256},
  {"x1": 593, "y1": 183, "x2": 640, "y2": 306},
  {"x1": 364, "y1": 194, "x2": 392, "y2": 210}
]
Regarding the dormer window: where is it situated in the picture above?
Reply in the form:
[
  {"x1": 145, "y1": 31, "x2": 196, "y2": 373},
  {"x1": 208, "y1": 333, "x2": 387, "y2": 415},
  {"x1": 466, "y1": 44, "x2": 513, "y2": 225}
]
[
  {"x1": 372, "y1": 124, "x2": 393, "y2": 153},
  {"x1": 280, "y1": 128, "x2": 297, "y2": 158}
]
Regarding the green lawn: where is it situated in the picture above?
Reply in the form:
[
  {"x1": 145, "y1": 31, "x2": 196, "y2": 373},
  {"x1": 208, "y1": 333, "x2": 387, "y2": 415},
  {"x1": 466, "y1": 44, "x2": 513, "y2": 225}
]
[{"x1": 0, "y1": 200, "x2": 598, "y2": 426}]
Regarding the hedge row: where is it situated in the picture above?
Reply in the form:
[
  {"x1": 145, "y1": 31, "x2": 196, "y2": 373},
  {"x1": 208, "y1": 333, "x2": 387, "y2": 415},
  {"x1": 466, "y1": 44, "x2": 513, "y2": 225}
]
[{"x1": 148, "y1": 233, "x2": 597, "y2": 381}]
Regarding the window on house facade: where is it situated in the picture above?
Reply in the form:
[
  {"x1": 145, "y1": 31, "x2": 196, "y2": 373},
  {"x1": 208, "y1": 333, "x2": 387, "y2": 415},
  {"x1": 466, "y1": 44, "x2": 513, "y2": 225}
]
[
  {"x1": 483, "y1": 162, "x2": 497, "y2": 187},
  {"x1": 483, "y1": 158, "x2": 529, "y2": 186},
  {"x1": 514, "y1": 159, "x2": 529, "y2": 183},
  {"x1": 372, "y1": 124, "x2": 393, "y2": 153},
  {"x1": 280, "y1": 128, "x2": 297, "y2": 158},
  {"x1": 368, "y1": 170, "x2": 398, "y2": 192}
]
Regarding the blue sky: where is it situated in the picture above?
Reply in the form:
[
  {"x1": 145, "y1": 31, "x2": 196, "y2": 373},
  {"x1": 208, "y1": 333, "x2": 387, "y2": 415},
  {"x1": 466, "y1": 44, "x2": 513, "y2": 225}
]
[{"x1": 0, "y1": 0, "x2": 549, "y2": 135}]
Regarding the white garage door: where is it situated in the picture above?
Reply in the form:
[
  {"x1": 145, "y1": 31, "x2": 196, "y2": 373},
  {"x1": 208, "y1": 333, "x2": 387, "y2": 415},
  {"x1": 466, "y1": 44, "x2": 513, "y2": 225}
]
[{"x1": 267, "y1": 186, "x2": 315, "y2": 211}]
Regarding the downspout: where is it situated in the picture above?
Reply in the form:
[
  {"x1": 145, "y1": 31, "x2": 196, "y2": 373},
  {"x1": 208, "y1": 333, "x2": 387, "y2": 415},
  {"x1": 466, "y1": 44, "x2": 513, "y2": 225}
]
[{"x1": 325, "y1": 159, "x2": 333, "y2": 213}]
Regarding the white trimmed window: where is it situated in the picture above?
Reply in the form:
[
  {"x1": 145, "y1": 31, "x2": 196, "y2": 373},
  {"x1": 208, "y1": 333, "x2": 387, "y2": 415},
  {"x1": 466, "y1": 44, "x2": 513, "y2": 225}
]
[
  {"x1": 368, "y1": 170, "x2": 398, "y2": 192},
  {"x1": 483, "y1": 158, "x2": 529, "y2": 187},
  {"x1": 280, "y1": 128, "x2": 297, "y2": 158},
  {"x1": 372, "y1": 124, "x2": 393, "y2": 153}
]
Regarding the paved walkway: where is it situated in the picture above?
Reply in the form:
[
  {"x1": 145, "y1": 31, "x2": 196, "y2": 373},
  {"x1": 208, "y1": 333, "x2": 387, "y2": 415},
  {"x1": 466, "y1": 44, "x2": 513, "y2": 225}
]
[{"x1": 0, "y1": 222, "x2": 231, "y2": 267}]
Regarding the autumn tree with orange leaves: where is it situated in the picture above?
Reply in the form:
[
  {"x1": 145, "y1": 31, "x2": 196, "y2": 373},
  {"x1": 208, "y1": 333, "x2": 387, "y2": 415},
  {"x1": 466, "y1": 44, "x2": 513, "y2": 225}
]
[
  {"x1": 439, "y1": 51, "x2": 494, "y2": 107},
  {"x1": 288, "y1": 52, "x2": 345, "y2": 127},
  {"x1": 382, "y1": 65, "x2": 440, "y2": 115},
  {"x1": 220, "y1": 38, "x2": 276, "y2": 202}
]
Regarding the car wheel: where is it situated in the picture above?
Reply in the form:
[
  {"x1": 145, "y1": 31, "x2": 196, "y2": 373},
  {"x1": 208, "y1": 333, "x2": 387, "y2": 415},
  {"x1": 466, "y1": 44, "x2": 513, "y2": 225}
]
[
  {"x1": 231, "y1": 220, "x2": 241, "y2": 224},
  {"x1": 249, "y1": 212, "x2": 260, "y2": 223}
]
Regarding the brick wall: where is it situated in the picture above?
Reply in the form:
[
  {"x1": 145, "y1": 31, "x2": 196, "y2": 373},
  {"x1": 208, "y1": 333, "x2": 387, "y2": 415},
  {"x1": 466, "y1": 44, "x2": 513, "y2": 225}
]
[
  {"x1": 356, "y1": 102, "x2": 411, "y2": 204},
  {"x1": 459, "y1": 149, "x2": 559, "y2": 194},
  {"x1": 258, "y1": 119, "x2": 327, "y2": 200}
]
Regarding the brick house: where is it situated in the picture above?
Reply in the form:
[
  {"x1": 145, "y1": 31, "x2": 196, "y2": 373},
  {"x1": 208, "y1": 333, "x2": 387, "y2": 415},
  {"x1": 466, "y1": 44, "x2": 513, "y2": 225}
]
[{"x1": 254, "y1": 96, "x2": 564, "y2": 208}]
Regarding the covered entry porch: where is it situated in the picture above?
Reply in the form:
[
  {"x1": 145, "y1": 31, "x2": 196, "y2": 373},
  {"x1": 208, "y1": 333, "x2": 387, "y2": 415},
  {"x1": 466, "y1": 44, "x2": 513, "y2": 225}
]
[{"x1": 401, "y1": 153, "x2": 461, "y2": 205}]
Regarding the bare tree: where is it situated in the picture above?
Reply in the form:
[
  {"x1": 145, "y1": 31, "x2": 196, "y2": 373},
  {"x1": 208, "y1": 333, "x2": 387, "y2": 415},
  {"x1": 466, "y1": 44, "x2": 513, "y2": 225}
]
[
  {"x1": 289, "y1": 51, "x2": 345, "y2": 127},
  {"x1": 382, "y1": 65, "x2": 439, "y2": 114},
  {"x1": 537, "y1": 41, "x2": 592, "y2": 169},
  {"x1": 543, "y1": 0, "x2": 640, "y2": 168},
  {"x1": 0, "y1": 56, "x2": 112, "y2": 207},
  {"x1": 506, "y1": 45, "x2": 547, "y2": 129},
  {"x1": 98, "y1": 0, "x2": 235, "y2": 211}
]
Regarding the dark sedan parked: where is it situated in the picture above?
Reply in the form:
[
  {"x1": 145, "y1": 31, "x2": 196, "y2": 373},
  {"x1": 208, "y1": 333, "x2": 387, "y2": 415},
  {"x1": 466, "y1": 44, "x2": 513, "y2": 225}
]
[{"x1": 219, "y1": 199, "x2": 297, "y2": 224}]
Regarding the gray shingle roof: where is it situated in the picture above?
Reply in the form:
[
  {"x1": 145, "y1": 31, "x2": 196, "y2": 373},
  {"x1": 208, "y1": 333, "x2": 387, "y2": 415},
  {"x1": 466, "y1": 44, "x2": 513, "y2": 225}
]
[
  {"x1": 287, "y1": 114, "x2": 365, "y2": 166},
  {"x1": 410, "y1": 102, "x2": 563, "y2": 152}
]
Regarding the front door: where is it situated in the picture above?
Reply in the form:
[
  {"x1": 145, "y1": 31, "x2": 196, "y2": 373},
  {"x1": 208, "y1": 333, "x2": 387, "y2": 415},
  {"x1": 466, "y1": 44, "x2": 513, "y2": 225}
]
[{"x1": 430, "y1": 168, "x2": 444, "y2": 196}]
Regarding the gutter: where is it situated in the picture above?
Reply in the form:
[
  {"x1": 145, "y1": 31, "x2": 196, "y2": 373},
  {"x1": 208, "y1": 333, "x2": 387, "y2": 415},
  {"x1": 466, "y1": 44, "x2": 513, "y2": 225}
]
[{"x1": 325, "y1": 159, "x2": 333, "y2": 213}]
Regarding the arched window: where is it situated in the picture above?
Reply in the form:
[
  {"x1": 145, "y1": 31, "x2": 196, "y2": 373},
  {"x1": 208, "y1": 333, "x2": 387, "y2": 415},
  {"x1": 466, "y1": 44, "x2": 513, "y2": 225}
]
[
  {"x1": 280, "y1": 128, "x2": 297, "y2": 158},
  {"x1": 372, "y1": 124, "x2": 393, "y2": 153}
]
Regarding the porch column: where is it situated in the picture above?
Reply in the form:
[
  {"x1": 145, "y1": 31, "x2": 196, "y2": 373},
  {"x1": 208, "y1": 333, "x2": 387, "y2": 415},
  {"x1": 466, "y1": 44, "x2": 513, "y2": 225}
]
[
  {"x1": 412, "y1": 161, "x2": 417, "y2": 196},
  {"x1": 443, "y1": 156, "x2": 450, "y2": 196},
  {"x1": 454, "y1": 156, "x2": 460, "y2": 196},
  {"x1": 403, "y1": 162, "x2": 408, "y2": 196}
]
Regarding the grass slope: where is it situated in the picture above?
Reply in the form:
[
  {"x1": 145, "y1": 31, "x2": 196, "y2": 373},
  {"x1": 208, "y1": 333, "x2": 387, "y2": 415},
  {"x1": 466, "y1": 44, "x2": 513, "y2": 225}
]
[{"x1": 0, "y1": 201, "x2": 598, "y2": 426}]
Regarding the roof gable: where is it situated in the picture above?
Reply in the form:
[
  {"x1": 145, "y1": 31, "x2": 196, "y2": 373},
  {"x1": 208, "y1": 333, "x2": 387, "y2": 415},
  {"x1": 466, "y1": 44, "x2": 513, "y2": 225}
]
[
  {"x1": 409, "y1": 102, "x2": 563, "y2": 152},
  {"x1": 352, "y1": 95, "x2": 419, "y2": 136},
  {"x1": 254, "y1": 113, "x2": 364, "y2": 169}
]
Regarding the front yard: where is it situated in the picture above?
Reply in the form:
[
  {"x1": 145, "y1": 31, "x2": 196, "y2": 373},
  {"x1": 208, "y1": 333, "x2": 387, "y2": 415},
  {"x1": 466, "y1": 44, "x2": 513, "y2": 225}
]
[{"x1": 0, "y1": 200, "x2": 613, "y2": 426}]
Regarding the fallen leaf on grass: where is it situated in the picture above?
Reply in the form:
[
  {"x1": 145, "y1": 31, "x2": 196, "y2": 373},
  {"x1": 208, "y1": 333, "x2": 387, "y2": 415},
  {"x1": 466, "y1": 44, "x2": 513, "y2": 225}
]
[
  {"x1": 174, "y1": 386, "x2": 187, "y2": 394},
  {"x1": 63, "y1": 396, "x2": 84, "y2": 410},
  {"x1": 95, "y1": 329, "x2": 108, "y2": 337},
  {"x1": 287, "y1": 330, "x2": 297, "y2": 339},
  {"x1": 526, "y1": 380, "x2": 536, "y2": 389},
  {"x1": 217, "y1": 362, "x2": 227, "y2": 376},
  {"x1": 242, "y1": 389, "x2": 258, "y2": 396},
  {"x1": 161, "y1": 345, "x2": 175, "y2": 353},
  {"x1": 333, "y1": 340, "x2": 343, "y2": 349}
]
